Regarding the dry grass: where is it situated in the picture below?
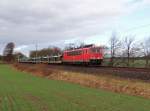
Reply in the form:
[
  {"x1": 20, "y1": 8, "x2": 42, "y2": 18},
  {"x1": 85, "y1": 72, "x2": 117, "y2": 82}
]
[{"x1": 13, "y1": 63, "x2": 150, "y2": 99}]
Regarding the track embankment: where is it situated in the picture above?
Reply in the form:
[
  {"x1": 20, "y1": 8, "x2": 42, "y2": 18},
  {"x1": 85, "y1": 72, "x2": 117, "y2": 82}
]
[
  {"x1": 13, "y1": 63, "x2": 150, "y2": 99},
  {"x1": 53, "y1": 65, "x2": 150, "y2": 81}
]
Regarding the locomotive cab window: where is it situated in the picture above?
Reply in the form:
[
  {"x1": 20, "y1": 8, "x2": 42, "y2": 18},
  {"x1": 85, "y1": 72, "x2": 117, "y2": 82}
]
[{"x1": 91, "y1": 48, "x2": 101, "y2": 53}]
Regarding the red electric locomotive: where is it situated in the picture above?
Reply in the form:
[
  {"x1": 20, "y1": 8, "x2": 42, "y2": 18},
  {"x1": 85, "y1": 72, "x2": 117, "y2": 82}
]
[
  {"x1": 62, "y1": 44, "x2": 103, "y2": 65},
  {"x1": 18, "y1": 44, "x2": 104, "y2": 65}
]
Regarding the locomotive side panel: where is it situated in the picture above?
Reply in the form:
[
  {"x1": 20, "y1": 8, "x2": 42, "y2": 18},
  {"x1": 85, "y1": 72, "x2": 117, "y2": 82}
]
[{"x1": 62, "y1": 46, "x2": 103, "y2": 65}]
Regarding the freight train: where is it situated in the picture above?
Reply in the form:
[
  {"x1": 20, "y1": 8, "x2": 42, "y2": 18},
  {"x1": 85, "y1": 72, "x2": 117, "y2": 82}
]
[{"x1": 19, "y1": 44, "x2": 104, "y2": 65}]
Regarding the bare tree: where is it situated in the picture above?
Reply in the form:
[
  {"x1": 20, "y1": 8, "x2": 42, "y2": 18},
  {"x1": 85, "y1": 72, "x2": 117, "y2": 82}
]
[
  {"x1": 3, "y1": 42, "x2": 15, "y2": 56},
  {"x1": 65, "y1": 41, "x2": 85, "y2": 50},
  {"x1": 3, "y1": 42, "x2": 15, "y2": 62},
  {"x1": 14, "y1": 52, "x2": 26, "y2": 61},
  {"x1": 109, "y1": 33, "x2": 121, "y2": 66},
  {"x1": 141, "y1": 37, "x2": 150, "y2": 67},
  {"x1": 74, "y1": 41, "x2": 85, "y2": 48},
  {"x1": 30, "y1": 47, "x2": 62, "y2": 58},
  {"x1": 122, "y1": 36, "x2": 135, "y2": 66},
  {"x1": 64, "y1": 43, "x2": 76, "y2": 50}
]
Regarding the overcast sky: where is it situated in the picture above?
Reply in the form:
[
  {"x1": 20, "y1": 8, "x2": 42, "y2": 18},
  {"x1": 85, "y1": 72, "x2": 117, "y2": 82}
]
[{"x1": 0, "y1": 0, "x2": 150, "y2": 55}]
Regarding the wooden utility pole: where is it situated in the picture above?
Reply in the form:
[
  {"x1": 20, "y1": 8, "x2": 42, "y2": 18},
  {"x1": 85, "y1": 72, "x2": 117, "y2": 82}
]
[{"x1": 35, "y1": 43, "x2": 38, "y2": 64}]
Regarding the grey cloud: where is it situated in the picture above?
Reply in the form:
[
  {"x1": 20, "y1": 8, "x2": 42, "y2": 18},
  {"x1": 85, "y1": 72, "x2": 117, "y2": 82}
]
[{"x1": 0, "y1": 0, "x2": 140, "y2": 55}]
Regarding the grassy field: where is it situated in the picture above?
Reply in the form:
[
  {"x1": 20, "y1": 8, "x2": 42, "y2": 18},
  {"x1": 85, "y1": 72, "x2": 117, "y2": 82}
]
[
  {"x1": 0, "y1": 65, "x2": 150, "y2": 111},
  {"x1": 102, "y1": 58, "x2": 150, "y2": 68}
]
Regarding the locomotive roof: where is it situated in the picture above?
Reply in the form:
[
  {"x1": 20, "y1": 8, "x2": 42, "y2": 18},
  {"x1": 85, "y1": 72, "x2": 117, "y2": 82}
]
[
  {"x1": 65, "y1": 44, "x2": 94, "y2": 50},
  {"x1": 64, "y1": 44, "x2": 101, "y2": 52}
]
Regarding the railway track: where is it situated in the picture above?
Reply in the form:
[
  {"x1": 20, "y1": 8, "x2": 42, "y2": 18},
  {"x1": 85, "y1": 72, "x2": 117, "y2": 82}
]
[
  {"x1": 91, "y1": 65, "x2": 150, "y2": 72},
  {"x1": 18, "y1": 62, "x2": 150, "y2": 81},
  {"x1": 57, "y1": 64, "x2": 150, "y2": 72},
  {"x1": 19, "y1": 62, "x2": 150, "y2": 72},
  {"x1": 46, "y1": 64, "x2": 150, "y2": 81}
]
